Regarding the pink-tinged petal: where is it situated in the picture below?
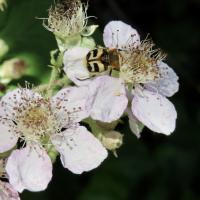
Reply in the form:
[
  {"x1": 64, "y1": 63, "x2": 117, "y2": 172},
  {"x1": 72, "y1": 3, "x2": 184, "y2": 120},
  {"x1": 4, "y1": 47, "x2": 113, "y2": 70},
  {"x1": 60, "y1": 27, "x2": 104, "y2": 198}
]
[
  {"x1": 145, "y1": 62, "x2": 179, "y2": 97},
  {"x1": 103, "y1": 21, "x2": 140, "y2": 49},
  {"x1": 0, "y1": 89, "x2": 42, "y2": 120},
  {"x1": 63, "y1": 47, "x2": 91, "y2": 86},
  {"x1": 6, "y1": 144, "x2": 52, "y2": 193},
  {"x1": 88, "y1": 76, "x2": 128, "y2": 122},
  {"x1": 126, "y1": 108, "x2": 143, "y2": 138},
  {"x1": 132, "y1": 89, "x2": 177, "y2": 135},
  {"x1": 0, "y1": 181, "x2": 20, "y2": 200},
  {"x1": 0, "y1": 119, "x2": 18, "y2": 153},
  {"x1": 51, "y1": 86, "x2": 90, "y2": 124},
  {"x1": 51, "y1": 126, "x2": 108, "y2": 174}
]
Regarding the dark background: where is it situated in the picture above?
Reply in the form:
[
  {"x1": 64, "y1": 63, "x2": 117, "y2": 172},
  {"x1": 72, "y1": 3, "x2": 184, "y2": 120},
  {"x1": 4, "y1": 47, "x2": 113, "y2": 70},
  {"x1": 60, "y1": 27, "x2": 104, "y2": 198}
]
[{"x1": 0, "y1": 0, "x2": 200, "y2": 199}]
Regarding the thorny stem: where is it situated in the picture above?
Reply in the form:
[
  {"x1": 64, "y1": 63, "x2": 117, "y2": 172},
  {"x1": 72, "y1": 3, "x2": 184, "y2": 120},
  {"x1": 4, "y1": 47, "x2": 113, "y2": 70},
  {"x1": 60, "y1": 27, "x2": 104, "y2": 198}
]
[{"x1": 45, "y1": 50, "x2": 66, "y2": 97}]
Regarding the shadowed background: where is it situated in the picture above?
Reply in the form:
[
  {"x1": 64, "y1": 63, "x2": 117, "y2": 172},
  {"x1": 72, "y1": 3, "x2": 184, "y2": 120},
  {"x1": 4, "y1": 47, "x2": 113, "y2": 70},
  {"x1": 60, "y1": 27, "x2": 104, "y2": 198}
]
[{"x1": 0, "y1": 0, "x2": 199, "y2": 199}]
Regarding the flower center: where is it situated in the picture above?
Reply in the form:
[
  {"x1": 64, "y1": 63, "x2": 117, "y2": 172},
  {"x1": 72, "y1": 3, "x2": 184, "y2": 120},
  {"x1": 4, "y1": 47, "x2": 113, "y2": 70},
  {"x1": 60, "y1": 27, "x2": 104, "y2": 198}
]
[
  {"x1": 19, "y1": 107, "x2": 49, "y2": 131},
  {"x1": 15, "y1": 99, "x2": 58, "y2": 142},
  {"x1": 120, "y1": 38, "x2": 166, "y2": 84}
]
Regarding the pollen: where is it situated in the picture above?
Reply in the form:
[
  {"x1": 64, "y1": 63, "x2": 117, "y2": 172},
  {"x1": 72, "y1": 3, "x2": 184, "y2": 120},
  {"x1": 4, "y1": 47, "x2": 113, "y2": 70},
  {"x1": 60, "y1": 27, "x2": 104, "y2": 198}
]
[
  {"x1": 17, "y1": 106, "x2": 52, "y2": 139},
  {"x1": 120, "y1": 38, "x2": 166, "y2": 84},
  {"x1": 44, "y1": 0, "x2": 88, "y2": 38},
  {"x1": 0, "y1": 89, "x2": 64, "y2": 144}
]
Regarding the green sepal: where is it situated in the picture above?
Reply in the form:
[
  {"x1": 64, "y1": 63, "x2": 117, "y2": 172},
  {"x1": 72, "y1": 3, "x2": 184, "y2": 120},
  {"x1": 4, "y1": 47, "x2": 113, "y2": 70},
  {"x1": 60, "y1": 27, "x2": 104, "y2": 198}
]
[
  {"x1": 55, "y1": 34, "x2": 82, "y2": 52},
  {"x1": 46, "y1": 145, "x2": 59, "y2": 163},
  {"x1": 81, "y1": 25, "x2": 99, "y2": 37},
  {"x1": 80, "y1": 36, "x2": 96, "y2": 49},
  {"x1": 111, "y1": 69, "x2": 120, "y2": 78}
]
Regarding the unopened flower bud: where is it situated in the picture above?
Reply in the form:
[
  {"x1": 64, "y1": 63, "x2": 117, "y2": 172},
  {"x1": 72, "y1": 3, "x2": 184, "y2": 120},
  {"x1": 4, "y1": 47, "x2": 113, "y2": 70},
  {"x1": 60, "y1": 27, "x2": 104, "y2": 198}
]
[
  {"x1": 0, "y1": 58, "x2": 26, "y2": 83},
  {"x1": 101, "y1": 131, "x2": 123, "y2": 151},
  {"x1": 96, "y1": 120, "x2": 119, "y2": 131},
  {"x1": 0, "y1": 39, "x2": 9, "y2": 58}
]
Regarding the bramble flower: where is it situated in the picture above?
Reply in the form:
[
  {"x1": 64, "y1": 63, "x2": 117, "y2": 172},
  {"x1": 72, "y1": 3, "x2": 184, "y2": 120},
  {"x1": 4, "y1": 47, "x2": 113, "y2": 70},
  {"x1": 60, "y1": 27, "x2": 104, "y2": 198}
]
[
  {"x1": 0, "y1": 87, "x2": 107, "y2": 192},
  {"x1": 43, "y1": 0, "x2": 97, "y2": 51},
  {"x1": 103, "y1": 21, "x2": 178, "y2": 135},
  {"x1": 63, "y1": 21, "x2": 179, "y2": 136}
]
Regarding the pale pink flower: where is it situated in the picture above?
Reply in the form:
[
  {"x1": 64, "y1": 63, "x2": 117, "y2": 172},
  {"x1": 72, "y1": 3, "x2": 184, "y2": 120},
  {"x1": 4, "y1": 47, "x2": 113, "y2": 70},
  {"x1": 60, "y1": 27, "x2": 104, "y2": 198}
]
[
  {"x1": 0, "y1": 181, "x2": 20, "y2": 200},
  {"x1": 63, "y1": 20, "x2": 179, "y2": 136},
  {"x1": 103, "y1": 21, "x2": 178, "y2": 136},
  {"x1": 0, "y1": 87, "x2": 107, "y2": 191}
]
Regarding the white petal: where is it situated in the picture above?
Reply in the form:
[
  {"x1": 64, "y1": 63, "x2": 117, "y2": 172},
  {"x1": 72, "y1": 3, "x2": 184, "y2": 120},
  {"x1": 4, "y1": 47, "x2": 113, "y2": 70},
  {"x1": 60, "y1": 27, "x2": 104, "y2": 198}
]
[
  {"x1": 63, "y1": 47, "x2": 91, "y2": 86},
  {"x1": 103, "y1": 21, "x2": 140, "y2": 49},
  {"x1": 6, "y1": 144, "x2": 52, "y2": 193},
  {"x1": 88, "y1": 76, "x2": 128, "y2": 122},
  {"x1": 51, "y1": 126, "x2": 108, "y2": 174},
  {"x1": 0, "y1": 119, "x2": 18, "y2": 153},
  {"x1": 51, "y1": 86, "x2": 90, "y2": 124},
  {"x1": 145, "y1": 62, "x2": 179, "y2": 97},
  {"x1": 132, "y1": 89, "x2": 177, "y2": 135},
  {"x1": 0, "y1": 181, "x2": 20, "y2": 200},
  {"x1": 0, "y1": 88, "x2": 42, "y2": 120},
  {"x1": 126, "y1": 108, "x2": 143, "y2": 138}
]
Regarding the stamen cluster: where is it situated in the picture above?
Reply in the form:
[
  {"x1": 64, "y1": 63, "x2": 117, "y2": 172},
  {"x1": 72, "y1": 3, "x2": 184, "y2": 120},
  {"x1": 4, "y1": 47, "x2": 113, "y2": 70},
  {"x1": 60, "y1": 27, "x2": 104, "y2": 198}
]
[
  {"x1": 44, "y1": 0, "x2": 88, "y2": 38},
  {"x1": 120, "y1": 38, "x2": 166, "y2": 84},
  {"x1": 0, "y1": 89, "x2": 72, "y2": 144}
]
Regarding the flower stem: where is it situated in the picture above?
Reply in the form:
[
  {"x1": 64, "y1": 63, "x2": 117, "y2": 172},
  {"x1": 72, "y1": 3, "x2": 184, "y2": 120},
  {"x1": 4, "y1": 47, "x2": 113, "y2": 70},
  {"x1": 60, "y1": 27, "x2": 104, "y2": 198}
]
[{"x1": 46, "y1": 67, "x2": 60, "y2": 97}]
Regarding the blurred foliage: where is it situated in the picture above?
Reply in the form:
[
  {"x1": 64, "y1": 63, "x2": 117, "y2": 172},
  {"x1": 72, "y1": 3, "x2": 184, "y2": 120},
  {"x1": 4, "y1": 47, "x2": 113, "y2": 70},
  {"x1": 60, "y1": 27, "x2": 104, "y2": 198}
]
[{"x1": 0, "y1": 0, "x2": 200, "y2": 199}]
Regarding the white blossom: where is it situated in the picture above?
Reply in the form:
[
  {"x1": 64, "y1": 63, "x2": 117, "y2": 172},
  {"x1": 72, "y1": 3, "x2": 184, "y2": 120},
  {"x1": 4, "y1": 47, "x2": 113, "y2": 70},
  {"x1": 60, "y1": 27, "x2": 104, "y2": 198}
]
[
  {"x1": 63, "y1": 20, "x2": 178, "y2": 135},
  {"x1": 103, "y1": 21, "x2": 178, "y2": 135},
  {"x1": 0, "y1": 87, "x2": 107, "y2": 191}
]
